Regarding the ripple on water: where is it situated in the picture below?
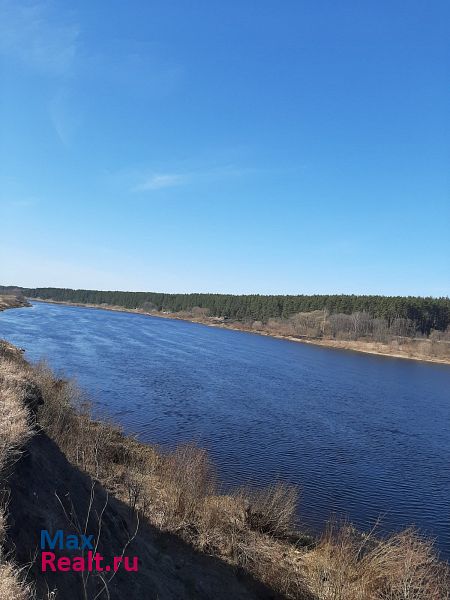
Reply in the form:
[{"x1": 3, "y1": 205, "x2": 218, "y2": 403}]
[{"x1": 1, "y1": 302, "x2": 449, "y2": 556}]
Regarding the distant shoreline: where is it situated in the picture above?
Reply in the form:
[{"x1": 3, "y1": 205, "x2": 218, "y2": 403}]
[
  {"x1": 0, "y1": 294, "x2": 30, "y2": 312},
  {"x1": 30, "y1": 298, "x2": 450, "y2": 365}
]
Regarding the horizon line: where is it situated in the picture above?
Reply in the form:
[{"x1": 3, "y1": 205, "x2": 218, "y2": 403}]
[{"x1": 1, "y1": 284, "x2": 448, "y2": 301}]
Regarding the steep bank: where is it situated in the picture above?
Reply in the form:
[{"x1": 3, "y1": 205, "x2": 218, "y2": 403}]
[
  {"x1": 31, "y1": 299, "x2": 450, "y2": 365},
  {"x1": 1, "y1": 340, "x2": 448, "y2": 599},
  {"x1": 0, "y1": 342, "x2": 35, "y2": 599},
  {"x1": 0, "y1": 342, "x2": 278, "y2": 599}
]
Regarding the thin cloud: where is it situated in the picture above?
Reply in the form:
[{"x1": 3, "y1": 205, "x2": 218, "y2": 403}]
[
  {"x1": 49, "y1": 87, "x2": 82, "y2": 146},
  {"x1": 132, "y1": 174, "x2": 188, "y2": 192},
  {"x1": 0, "y1": 2, "x2": 81, "y2": 146},
  {"x1": 0, "y1": 0, "x2": 79, "y2": 75},
  {"x1": 130, "y1": 164, "x2": 261, "y2": 193}
]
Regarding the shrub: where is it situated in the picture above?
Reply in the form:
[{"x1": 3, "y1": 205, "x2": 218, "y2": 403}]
[{"x1": 238, "y1": 482, "x2": 299, "y2": 537}]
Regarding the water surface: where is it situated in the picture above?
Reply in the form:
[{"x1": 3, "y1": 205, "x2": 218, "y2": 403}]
[{"x1": 1, "y1": 301, "x2": 449, "y2": 555}]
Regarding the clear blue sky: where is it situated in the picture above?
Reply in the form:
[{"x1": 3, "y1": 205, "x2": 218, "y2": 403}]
[{"x1": 1, "y1": 1, "x2": 449, "y2": 295}]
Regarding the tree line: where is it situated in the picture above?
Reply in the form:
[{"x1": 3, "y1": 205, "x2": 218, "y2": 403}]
[{"x1": 3, "y1": 286, "x2": 448, "y2": 335}]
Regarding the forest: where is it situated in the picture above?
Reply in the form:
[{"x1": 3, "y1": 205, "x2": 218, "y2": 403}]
[{"x1": 2, "y1": 286, "x2": 449, "y2": 335}]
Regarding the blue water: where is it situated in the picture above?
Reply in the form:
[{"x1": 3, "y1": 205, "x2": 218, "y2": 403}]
[{"x1": 1, "y1": 301, "x2": 449, "y2": 556}]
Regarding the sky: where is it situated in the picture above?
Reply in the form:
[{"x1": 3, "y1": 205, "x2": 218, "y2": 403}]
[{"x1": 1, "y1": 1, "x2": 449, "y2": 296}]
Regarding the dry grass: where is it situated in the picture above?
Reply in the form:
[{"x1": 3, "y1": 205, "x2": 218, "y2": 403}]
[
  {"x1": 0, "y1": 294, "x2": 29, "y2": 313},
  {"x1": 0, "y1": 559, "x2": 34, "y2": 600},
  {"x1": 0, "y1": 343, "x2": 35, "y2": 600},
  {"x1": 301, "y1": 522, "x2": 450, "y2": 599},
  {"x1": 157, "y1": 443, "x2": 217, "y2": 529},
  {"x1": 0, "y1": 341, "x2": 35, "y2": 478},
  {"x1": 0, "y1": 388, "x2": 31, "y2": 471},
  {"x1": 238, "y1": 482, "x2": 299, "y2": 537}
]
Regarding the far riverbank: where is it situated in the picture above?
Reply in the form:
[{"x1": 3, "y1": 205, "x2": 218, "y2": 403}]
[{"x1": 30, "y1": 298, "x2": 450, "y2": 365}]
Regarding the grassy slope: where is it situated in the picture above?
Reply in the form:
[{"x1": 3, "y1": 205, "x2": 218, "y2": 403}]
[
  {"x1": 1, "y1": 344, "x2": 274, "y2": 599},
  {"x1": 0, "y1": 343, "x2": 39, "y2": 599}
]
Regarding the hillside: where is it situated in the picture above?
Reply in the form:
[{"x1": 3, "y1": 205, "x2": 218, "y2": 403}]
[{"x1": 0, "y1": 342, "x2": 278, "y2": 599}]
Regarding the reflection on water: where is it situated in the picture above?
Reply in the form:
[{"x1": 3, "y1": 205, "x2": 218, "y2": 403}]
[{"x1": 1, "y1": 301, "x2": 450, "y2": 556}]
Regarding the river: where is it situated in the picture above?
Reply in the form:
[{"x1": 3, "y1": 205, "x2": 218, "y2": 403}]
[{"x1": 1, "y1": 301, "x2": 449, "y2": 556}]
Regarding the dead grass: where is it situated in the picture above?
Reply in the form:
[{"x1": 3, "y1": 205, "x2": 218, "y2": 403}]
[
  {"x1": 0, "y1": 295, "x2": 29, "y2": 313},
  {"x1": 301, "y1": 522, "x2": 450, "y2": 599},
  {"x1": 0, "y1": 559, "x2": 34, "y2": 600},
  {"x1": 238, "y1": 482, "x2": 299, "y2": 537},
  {"x1": 0, "y1": 343, "x2": 35, "y2": 600},
  {"x1": 0, "y1": 342, "x2": 35, "y2": 473}
]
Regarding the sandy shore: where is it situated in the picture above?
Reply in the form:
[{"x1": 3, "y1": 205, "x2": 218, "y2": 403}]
[{"x1": 30, "y1": 298, "x2": 450, "y2": 365}]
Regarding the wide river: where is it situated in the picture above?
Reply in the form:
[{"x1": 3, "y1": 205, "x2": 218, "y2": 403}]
[{"x1": 1, "y1": 301, "x2": 449, "y2": 556}]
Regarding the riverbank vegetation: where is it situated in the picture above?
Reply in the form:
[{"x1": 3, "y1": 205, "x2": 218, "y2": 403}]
[
  {"x1": 5, "y1": 287, "x2": 449, "y2": 335},
  {"x1": 1, "y1": 340, "x2": 449, "y2": 598},
  {"x1": 0, "y1": 293, "x2": 29, "y2": 312},
  {"x1": 227, "y1": 309, "x2": 450, "y2": 362}
]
